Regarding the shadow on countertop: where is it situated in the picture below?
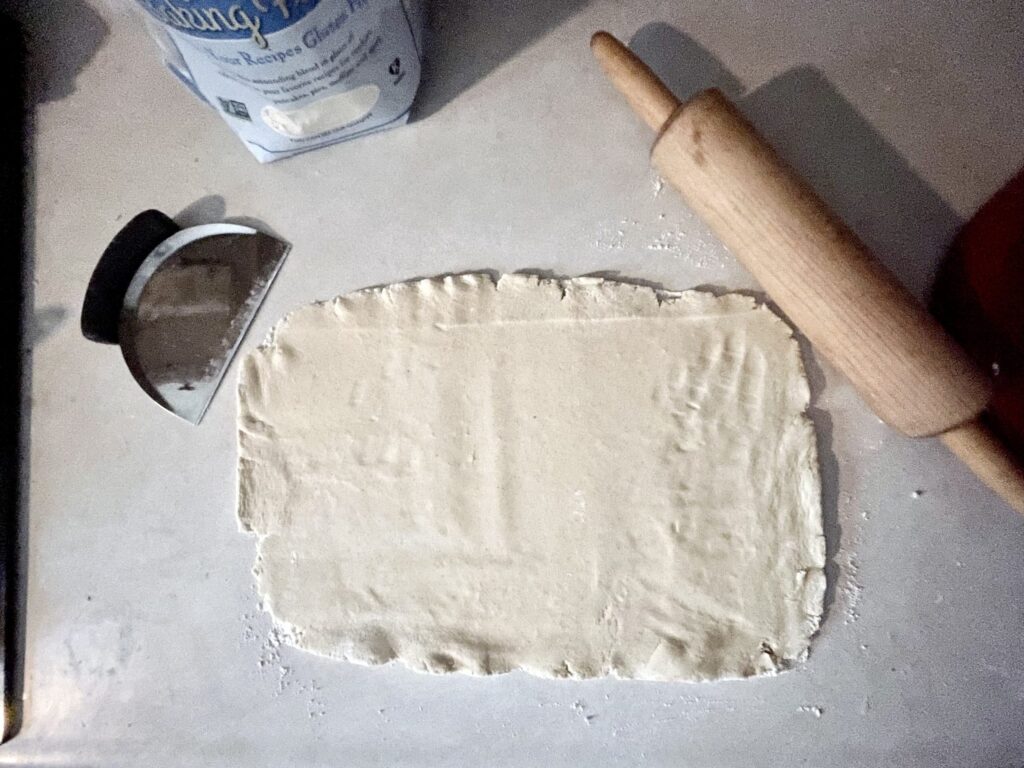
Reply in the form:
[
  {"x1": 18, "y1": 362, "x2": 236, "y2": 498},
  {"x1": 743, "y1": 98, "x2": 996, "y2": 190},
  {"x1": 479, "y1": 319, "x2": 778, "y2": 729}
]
[
  {"x1": 411, "y1": 0, "x2": 589, "y2": 121},
  {"x1": 10, "y1": 0, "x2": 109, "y2": 105},
  {"x1": 629, "y1": 22, "x2": 963, "y2": 301}
]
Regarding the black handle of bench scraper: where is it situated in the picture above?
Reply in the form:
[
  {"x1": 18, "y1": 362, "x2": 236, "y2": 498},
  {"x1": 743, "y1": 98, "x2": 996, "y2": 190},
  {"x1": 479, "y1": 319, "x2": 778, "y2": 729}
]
[{"x1": 81, "y1": 209, "x2": 179, "y2": 344}]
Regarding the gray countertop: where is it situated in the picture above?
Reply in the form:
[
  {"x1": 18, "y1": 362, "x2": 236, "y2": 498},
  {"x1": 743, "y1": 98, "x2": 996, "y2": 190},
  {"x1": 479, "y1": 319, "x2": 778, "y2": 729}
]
[{"x1": 7, "y1": 1, "x2": 1024, "y2": 765}]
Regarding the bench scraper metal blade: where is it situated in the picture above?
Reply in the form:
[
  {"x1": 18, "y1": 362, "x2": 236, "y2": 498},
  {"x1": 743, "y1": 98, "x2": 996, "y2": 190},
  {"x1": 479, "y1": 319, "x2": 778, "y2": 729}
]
[{"x1": 81, "y1": 210, "x2": 289, "y2": 424}]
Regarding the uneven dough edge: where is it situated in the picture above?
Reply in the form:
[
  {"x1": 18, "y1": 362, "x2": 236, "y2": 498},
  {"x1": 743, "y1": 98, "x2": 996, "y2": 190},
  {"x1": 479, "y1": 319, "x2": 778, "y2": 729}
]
[{"x1": 237, "y1": 273, "x2": 827, "y2": 681}]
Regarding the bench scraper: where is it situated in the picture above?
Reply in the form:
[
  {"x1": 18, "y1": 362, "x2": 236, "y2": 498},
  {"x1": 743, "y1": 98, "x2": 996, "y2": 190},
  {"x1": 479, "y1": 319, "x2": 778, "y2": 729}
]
[{"x1": 81, "y1": 210, "x2": 289, "y2": 424}]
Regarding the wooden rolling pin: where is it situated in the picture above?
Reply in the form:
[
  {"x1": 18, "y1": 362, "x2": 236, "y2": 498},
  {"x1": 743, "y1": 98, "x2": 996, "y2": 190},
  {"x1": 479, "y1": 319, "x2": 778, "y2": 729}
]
[{"x1": 591, "y1": 31, "x2": 1024, "y2": 515}]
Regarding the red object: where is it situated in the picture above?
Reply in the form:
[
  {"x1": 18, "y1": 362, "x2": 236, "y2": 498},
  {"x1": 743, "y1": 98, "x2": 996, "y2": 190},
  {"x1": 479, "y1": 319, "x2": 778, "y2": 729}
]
[{"x1": 933, "y1": 167, "x2": 1024, "y2": 455}]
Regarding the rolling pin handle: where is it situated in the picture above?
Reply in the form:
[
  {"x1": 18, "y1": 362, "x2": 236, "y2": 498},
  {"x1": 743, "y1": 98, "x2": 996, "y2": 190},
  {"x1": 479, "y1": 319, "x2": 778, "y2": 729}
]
[
  {"x1": 940, "y1": 418, "x2": 1024, "y2": 515},
  {"x1": 590, "y1": 31, "x2": 680, "y2": 132}
]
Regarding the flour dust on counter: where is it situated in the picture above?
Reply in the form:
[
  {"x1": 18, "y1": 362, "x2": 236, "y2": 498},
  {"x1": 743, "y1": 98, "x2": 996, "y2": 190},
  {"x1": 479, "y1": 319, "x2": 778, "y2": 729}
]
[{"x1": 236, "y1": 274, "x2": 825, "y2": 681}]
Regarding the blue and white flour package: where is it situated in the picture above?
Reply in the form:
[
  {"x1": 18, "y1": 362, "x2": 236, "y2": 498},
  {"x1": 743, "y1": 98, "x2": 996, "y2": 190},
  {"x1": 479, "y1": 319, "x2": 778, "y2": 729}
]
[{"x1": 137, "y1": 0, "x2": 425, "y2": 162}]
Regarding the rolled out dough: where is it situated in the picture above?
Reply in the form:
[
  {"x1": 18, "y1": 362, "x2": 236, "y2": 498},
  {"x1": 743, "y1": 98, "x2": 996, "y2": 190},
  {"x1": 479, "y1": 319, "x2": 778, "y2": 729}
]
[{"x1": 237, "y1": 274, "x2": 825, "y2": 681}]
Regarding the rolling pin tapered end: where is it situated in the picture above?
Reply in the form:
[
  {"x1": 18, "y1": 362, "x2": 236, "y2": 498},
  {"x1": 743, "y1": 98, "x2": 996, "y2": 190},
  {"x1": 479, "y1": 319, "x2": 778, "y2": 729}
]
[
  {"x1": 941, "y1": 418, "x2": 1024, "y2": 515},
  {"x1": 590, "y1": 31, "x2": 679, "y2": 132}
]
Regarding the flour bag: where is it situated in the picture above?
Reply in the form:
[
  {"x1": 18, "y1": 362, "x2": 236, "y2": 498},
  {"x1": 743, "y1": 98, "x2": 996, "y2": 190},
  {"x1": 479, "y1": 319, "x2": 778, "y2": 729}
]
[{"x1": 137, "y1": 0, "x2": 425, "y2": 162}]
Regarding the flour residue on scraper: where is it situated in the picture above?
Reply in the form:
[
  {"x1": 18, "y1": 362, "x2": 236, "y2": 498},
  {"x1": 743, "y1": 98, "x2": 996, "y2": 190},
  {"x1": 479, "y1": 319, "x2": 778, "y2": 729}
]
[{"x1": 236, "y1": 273, "x2": 826, "y2": 682}]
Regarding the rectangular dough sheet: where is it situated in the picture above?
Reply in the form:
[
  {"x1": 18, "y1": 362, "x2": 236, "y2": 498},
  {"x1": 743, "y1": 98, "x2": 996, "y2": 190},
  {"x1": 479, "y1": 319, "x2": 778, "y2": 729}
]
[{"x1": 238, "y1": 274, "x2": 825, "y2": 681}]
